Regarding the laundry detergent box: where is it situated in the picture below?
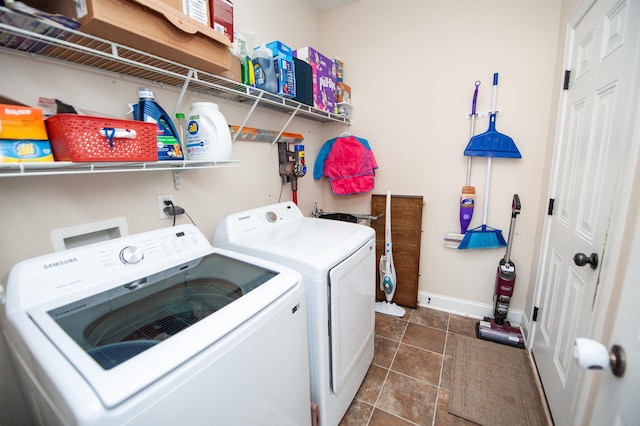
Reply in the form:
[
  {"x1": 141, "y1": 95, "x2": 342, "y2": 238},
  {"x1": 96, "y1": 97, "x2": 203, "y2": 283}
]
[
  {"x1": 266, "y1": 41, "x2": 295, "y2": 97},
  {"x1": 266, "y1": 40, "x2": 293, "y2": 59},
  {"x1": 273, "y1": 57, "x2": 296, "y2": 98},
  {"x1": 0, "y1": 140, "x2": 54, "y2": 162},
  {"x1": 0, "y1": 103, "x2": 49, "y2": 140},
  {"x1": 293, "y1": 46, "x2": 337, "y2": 113}
]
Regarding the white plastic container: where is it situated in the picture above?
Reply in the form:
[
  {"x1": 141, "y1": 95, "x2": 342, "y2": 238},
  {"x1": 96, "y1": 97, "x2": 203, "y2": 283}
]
[{"x1": 186, "y1": 102, "x2": 232, "y2": 161}]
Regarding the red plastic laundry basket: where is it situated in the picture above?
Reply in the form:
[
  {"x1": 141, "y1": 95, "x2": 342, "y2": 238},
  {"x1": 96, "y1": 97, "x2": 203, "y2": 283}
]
[{"x1": 45, "y1": 114, "x2": 158, "y2": 162}]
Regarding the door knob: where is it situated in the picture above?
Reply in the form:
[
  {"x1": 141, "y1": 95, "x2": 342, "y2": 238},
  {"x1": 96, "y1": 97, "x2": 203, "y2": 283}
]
[
  {"x1": 574, "y1": 337, "x2": 626, "y2": 377},
  {"x1": 573, "y1": 252, "x2": 598, "y2": 269}
]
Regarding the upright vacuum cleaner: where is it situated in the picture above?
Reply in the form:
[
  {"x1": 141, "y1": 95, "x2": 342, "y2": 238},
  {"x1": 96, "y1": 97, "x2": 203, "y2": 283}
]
[
  {"x1": 375, "y1": 191, "x2": 406, "y2": 317},
  {"x1": 476, "y1": 194, "x2": 525, "y2": 348}
]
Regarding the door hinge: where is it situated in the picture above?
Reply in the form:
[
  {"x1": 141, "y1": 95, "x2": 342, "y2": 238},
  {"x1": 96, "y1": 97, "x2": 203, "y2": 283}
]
[
  {"x1": 533, "y1": 306, "x2": 539, "y2": 322},
  {"x1": 563, "y1": 70, "x2": 571, "y2": 90},
  {"x1": 547, "y1": 198, "x2": 555, "y2": 215}
]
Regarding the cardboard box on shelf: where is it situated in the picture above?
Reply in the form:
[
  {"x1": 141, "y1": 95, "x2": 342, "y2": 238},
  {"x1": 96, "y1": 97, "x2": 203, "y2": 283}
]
[
  {"x1": 161, "y1": 0, "x2": 209, "y2": 25},
  {"x1": 0, "y1": 103, "x2": 53, "y2": 162},
  {"x1": 209, "y1": 0, "x2": 233, "y2": 42},
  {"x1": 0, "y1": 104, "x2": 49, "y2": 140},
  {"x1": 293, "y1": 46, "x2": 337, "y2": 113},
  {"x1": 0, "y1": 140, "x2": 54, "y2": 162},
  {"x1": 27, "y1": 0, "x2": 232, "y2": 75},
  {"x1": 220, "y1": 55, "x2": 242, "y2": 83},
  {"x1": 337, "y1": 82, "x2": 351, "y2": 104}
]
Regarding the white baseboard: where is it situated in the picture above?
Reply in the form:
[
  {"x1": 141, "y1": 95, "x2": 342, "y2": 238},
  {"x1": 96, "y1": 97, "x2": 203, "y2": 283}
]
[
  {"x1": 417, "y1": 291, "x2": 524, "y2": 326},
  {"x1": 520, "y1": 311, "x2": 531, "y2": 343}
]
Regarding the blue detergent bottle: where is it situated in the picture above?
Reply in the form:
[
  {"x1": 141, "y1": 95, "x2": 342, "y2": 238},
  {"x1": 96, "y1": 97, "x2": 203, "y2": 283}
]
[
  {"x1": 137, "y1": 88, "x2": 183, "y2": 160},
  {"x1": 251, "y1": 45, "x2": 277, "y2": 94}
]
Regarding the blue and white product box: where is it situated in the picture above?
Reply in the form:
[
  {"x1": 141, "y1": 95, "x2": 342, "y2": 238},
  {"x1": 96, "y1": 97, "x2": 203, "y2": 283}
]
[
  {"x1": 266, "y1": 41, "x2": 296, "y2": 98},
  {"x1": 157, "y1": 136, "x2": 184, "y2": 160},
  {"x1": 274, "y1": 57, "x2": 296, "y2": 98},
  {"x1": 266, "y1": 40, "x2": 293, "y2": 59}
]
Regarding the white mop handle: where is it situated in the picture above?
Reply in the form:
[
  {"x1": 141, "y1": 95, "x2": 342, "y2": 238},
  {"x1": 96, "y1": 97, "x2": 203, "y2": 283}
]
[
  {"x1": 483, "y1": 157, "x2": 492, "y2": 226},
  {"x1": 491, "y1": 72, "x2": 499, "y2": 114},
  {"x1": 385, "y1": 190, "x2": 392, "y2": 250},
  {"x1": 481, "y1": 72, "x2": 499, "y2": 226}
]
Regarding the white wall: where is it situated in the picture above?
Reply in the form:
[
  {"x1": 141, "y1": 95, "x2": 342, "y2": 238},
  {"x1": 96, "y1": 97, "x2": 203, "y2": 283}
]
[
  {"x1": 0, "y1": 3, "x2": 329, "y2": 423},
  {"x1": 0, "y1": 0, "x2": 563, "y2": 423},
  {"x1": 318, "y1": 0, "x2": 561, "y2": 311}
]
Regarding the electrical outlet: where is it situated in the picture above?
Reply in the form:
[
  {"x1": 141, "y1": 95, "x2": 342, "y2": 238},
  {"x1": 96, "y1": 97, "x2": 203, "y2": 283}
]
[{"x1": 157, "y1": 194, "x2": 174, "y2": 219}]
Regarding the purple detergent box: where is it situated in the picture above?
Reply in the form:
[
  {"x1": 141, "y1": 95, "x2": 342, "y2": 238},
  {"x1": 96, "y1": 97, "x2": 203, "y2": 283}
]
[{"x1": 293, "y1": 46, "x2": 337, "y2": 113}]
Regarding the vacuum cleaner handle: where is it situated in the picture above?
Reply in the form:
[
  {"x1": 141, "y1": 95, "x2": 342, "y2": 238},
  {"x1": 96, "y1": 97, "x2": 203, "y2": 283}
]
[
  {"x1": 504, "y1": 194, "x2": 521, "y2": 263},
  {"x1": 512, "y1": 194, "x2": 521, "y2": 217}
]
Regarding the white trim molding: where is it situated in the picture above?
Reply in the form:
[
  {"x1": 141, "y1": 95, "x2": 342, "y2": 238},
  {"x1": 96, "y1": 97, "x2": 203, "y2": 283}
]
[{"x1": 418, "y1": 291, "x2": 524, "y2": 327}]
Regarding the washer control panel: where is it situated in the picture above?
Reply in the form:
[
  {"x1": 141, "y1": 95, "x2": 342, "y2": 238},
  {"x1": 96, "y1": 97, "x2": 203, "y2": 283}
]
[{"x1": 9, "y1": 224, "x2": 212, "y2": 308}]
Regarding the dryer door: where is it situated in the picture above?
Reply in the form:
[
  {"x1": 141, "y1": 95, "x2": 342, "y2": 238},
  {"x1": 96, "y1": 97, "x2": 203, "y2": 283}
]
[{"x1": 329, "y1": 238, "x2": 376, "y2": 394}]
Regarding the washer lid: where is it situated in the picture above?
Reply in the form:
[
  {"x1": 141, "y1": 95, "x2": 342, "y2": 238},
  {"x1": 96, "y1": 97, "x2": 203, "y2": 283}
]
[{"x1": 23, "y1": 249, "x2": 301, "y2": 409}]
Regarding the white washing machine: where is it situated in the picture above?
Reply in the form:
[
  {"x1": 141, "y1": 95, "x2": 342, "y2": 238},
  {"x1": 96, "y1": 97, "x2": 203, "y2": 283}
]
[
  {"x1": 213, "y1": 201, "x2": 376, "y2": 426},
  {"x1": 1, "y1": 224, "x2": 311, "y2": 426}
]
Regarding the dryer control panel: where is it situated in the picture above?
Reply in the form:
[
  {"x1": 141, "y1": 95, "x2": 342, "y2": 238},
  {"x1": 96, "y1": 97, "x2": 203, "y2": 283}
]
[{"x1": 214, "y1": 201, "x2": 304, "y2": 242}]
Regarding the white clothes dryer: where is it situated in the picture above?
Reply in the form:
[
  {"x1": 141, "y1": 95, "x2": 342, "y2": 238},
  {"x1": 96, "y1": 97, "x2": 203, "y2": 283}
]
[
  {"x1": 213, "y1": 201, "x2": 376, "y2": 426},
  {"x1": 1, "y1": 224, "x2": 311, "y2": 426}
]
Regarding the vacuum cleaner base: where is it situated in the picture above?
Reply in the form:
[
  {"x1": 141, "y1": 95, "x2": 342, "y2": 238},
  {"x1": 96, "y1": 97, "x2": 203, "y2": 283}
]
[
  {"x1": 476, "y1": 317, "x2": 524, "y2": 349},
  {"x1": 375, "y1": 301, "x2": 406, "y2": 317}
]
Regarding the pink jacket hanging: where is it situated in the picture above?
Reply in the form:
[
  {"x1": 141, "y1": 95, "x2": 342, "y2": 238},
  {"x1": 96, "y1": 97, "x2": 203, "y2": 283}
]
[{"x1": 314, "y1": 135, "x2": 378, "y2": 195}]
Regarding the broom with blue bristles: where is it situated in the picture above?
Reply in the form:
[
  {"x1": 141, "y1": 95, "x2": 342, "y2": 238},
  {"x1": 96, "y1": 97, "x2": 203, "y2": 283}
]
[
  {"x1": 458, "y1": 156, "x2": 507, "y2": 249},
  {"x1": 459, "y1": 72, "x2": 520, "y2": 250}
]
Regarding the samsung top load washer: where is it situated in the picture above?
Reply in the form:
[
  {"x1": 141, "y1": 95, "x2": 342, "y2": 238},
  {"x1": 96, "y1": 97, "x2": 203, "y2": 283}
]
[
  {"x1": 1, "y1": 224, "x2": 311, "y2": 426},
  {"x1": 213, "y1": 201, "x2": 376, "y2": 426}
]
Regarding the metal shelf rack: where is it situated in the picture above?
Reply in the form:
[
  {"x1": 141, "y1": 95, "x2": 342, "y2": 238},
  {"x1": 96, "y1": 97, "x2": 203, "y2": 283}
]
[
  {"x1": 0, "y1": 7, "x2": 349, "y2": 185},
  {"x1": 0, "y1": 7, "x2": 350, "y2": 124}
]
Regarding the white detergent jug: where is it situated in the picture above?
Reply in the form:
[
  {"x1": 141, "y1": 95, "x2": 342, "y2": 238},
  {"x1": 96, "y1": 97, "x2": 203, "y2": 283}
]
[{"x1": 186, "y1": 102, "x2": 232, "y2": 161}]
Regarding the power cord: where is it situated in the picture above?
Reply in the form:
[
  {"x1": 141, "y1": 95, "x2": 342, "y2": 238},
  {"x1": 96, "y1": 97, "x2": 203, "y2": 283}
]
[{"x1": 163, "y1": 200, "x2": 196, "y2": 227}]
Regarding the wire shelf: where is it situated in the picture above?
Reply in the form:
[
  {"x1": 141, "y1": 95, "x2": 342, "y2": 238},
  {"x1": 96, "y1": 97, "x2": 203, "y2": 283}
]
[{"x1": 0, "y1": 7, "x2": 350, "y2": 124}]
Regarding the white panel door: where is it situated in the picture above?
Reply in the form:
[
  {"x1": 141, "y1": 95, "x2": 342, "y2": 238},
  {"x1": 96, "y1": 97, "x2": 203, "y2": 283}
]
[
  {"x1": 589, "y1": 208, "x2": 640, "y2": 424},
  {"x1": 532, "y1": 0, "x2": 640, "y2": 424}
]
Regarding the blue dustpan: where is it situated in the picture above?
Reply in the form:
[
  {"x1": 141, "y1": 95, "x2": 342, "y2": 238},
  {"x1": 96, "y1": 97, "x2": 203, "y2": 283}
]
[{"x1": 464, "y1": 73, "x2": 521, "y2": 159}]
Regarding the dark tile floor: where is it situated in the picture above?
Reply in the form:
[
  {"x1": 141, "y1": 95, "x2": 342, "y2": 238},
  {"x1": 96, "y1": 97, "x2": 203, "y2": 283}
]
[{"x1": 339, "y1": 307, "x2": 550, "y2": 426}]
